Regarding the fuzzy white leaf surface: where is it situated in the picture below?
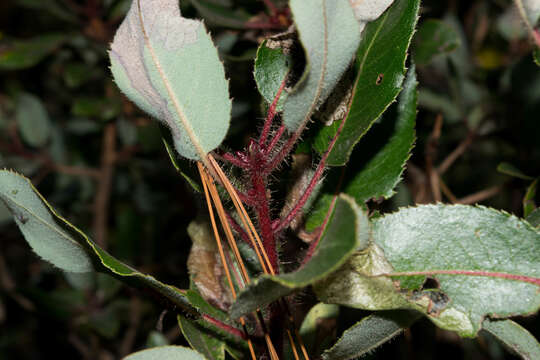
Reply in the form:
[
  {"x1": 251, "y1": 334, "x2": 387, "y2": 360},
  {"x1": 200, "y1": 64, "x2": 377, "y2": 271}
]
[{"x1": 109, "y1": 0, "x2": 231, "y2": 161}]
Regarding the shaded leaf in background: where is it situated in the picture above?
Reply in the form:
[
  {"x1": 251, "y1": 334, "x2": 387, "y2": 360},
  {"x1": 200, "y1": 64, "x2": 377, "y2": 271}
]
[
  {"x1": 0, "y1": 170, "x2": 198, "y2": 317},
  {"x1": 321, "y1": 311, "x2": 421, "y2": 360},
  {"x1": 189, "y1": 0, "x2": 251, "y2": 29},
  {"x1": 497, "y1": 162, "x2": 534, "y2": 180},
  {"x1": 13, "y1": 0, "x2": 78, "y2": 23},
  {"x1": 146, "y1": 330, "x2": 169, "y2": 348},
  {"x1": 123, "y1": 345, "x2": 205, "y2": 360},
  {"x1": 298, "y1": 303, "x2": 339, "y2": 358},
  {"x1": 283, "y1": 0, "x2": 361, "y2": 132},
  {"x1": 109, "y1": 0, "x2": 231, "y2": 161},
  {"x1": 71, "y1": 97, "x2": 121, "y2": 121},
  {"x1": 482, "y1": 319, "x2": 540, "y2": 360},
  {"x1": 16, "y1": 93, "x2": 52, "y2": 148},
  {"x1": 254, "y1": 40, "x2": 291, "y2": 111},
  {"x1": 0, "y1": 34, "x2": 66, "y2": 70},
  {"x1": 315, "y1": 0, "x2": 420, "y2": 165},
  {"x1": 230, "y1": 194, "x2": 368, "y2": 318},
  {"x1": 413, "y1": 19, "x2": 460, "y2": 65},
  {"x1": 527, "y1": 208, "x2": 540, "y2": 228},
  {"x1": 523, "y1": 179, "x2": 538, "y2": 218}
]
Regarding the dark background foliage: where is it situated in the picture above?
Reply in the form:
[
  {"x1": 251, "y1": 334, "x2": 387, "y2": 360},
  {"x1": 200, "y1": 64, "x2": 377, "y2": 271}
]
[{"x1": 0, "y1": 0, "x2": 538, "y2": 359}]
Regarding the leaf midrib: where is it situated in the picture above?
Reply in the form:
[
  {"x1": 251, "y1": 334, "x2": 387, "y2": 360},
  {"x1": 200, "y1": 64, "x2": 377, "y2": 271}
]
[{"x1": 135, "y1": 0, "x2": 209, "y2": 165}]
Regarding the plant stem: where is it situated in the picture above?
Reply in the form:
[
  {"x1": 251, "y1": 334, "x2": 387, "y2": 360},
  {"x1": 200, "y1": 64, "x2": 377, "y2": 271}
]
[
  {"x1": 265, "y1": 124, "x2": 286, "y2": 155},
  {"x1": 249, "y1": 144, "x2": 279, "y2": 270},
  {"x1": 301, "y1": 167, "x2": 345, "y2": 265},
  {"x1": 202, "y1": 314, "x2": 247, "y2": 340},
  {"x1": 274, "y1": 116, "x2": 346, "y2": 233},
  {"x1": 260, "y1": 78, "x2": 287, "y2": 148},
  {"x1": 380, "y1": 270, "x2": 540, "y2": 286}
]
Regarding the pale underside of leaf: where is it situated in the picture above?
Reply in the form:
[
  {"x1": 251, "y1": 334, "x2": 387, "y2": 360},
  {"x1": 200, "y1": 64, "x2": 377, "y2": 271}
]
[
  {"x1": 123, "y1": 345, "x2": 206, "y2": 360},
  {"x1": 110, "y1": 0, "x2": 231, "y2": 161},
  {"x1": 283, "y1": 0, "x2": 361, "y2": 132},
  {"x1": 348, "y1": 0, "x2": 394, "y2": 25}
]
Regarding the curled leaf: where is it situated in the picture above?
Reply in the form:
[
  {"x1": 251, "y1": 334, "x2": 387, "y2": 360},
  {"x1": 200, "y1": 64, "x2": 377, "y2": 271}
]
[
  {"x1": 348, "y1": 0, "x2": 394, "y2": 29},
  {"x1": 109, "y1": 0, "x2": 231, "y2": 160},
  {"x1": 283, "y1": 0, "x2": 362, "y2": 132}
]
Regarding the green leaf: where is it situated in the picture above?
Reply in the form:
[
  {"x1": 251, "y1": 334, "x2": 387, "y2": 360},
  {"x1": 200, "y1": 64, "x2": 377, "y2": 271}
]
[
  {"x1": 482, "y1": 319, "x2": 540, "y2": 360},
  {"x1": 0, "y1": 34, "x2": 66, "y2": 70},
  {"x1": 229, "y1": 194, "x2": 368, "y2": 318},
  {"x1": 0, "y1": 170, "x2": 93, "y2": 272},
  {"x1": 534, "y1": 47, "x2": 540, "y2": 67},
  {"x1": 523, "y1": 179, "x2": 537, "y2": 218},
  {"x1": 283, "y1": 0, "x2": 362, "y2": 132},
  {"x1": 162, "y1": 138, "x2": 202, "y2": 193},
  {"x1": 14, "y1": 0, "x2": 78, "y2": 23},
  {"x1": 316, "y1": 204, "x2": 540, "y2": 337},
  {"x1": 298, "y1": 303, "x2": 339, "y2": 358},
  {"x1": 63, "y1": 62, "x2": 96, "y2": 88},
  {"x1": 0, "y1": 170, "x2": 199, "y2": 317},
  {"x1": 184, "y1": 289, "x2": 248, "y2": 354},
  {"x1": 413, "y1": 19, "x2": 460, "y2": 65},
  {"x1": 316, "y1": 0, "x2": 420, "y2": 166},
  {"x1": 179, "y1": 316, "x2": 225, "y2": 360},
  {"x1": 314, "y1": 243, "x2": 412, "y2": 312},
  {"x1": 321, "y1": 311, "x2": 421, "y2": 360},
  {"x1": 123, "y1": 346, "x2": 205, "y2": 360},
  {"x1": 497, "y1": 162, "x2": 534, "y2": 180},
  {"x1": 189, "y1": 0, "x2": 251, "y2": 29},
  {"x1": 109, "y1": 0, "x2": 231, "y2": 161},
  {"x1": 146, "y1": 331, "x2": 169, "y2": 348},
  {"x1": 526, "y1": 208, "x2": 540, "y2": 228},
  {"x1": 343, "y1": 65, "x2": 416, "y2": 203},
  {"x1": 71, "y1": 97, "x2": 121, "y2": 121},
  {"x1": 253, "y1": 41, "x2": 291, "y2": 111},
  {"x1": 16, "y1": 93, "x2": 52, "y2": 148},
  {"x1": 417, "y1": 88, "x2": 462, "y2": 123},
  {"x1": 373, "y1": 204, "x2": 540, "y2": 336}
]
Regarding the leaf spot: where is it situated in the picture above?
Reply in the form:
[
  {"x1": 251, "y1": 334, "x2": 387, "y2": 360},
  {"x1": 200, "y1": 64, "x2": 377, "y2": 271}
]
[
  {"x1": 16, "y1": 213, "x2": 28, "y2": 224},
  {"x1": 11, "y1": 189, "x2": 18, "y2": 195},
  {"x1": 376, "y1": 73, "x2": 384, "y2": 85}
]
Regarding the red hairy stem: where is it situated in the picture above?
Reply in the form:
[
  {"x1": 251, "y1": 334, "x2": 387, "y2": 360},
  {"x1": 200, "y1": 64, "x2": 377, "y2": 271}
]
[
  {"x1": 218, "y1": 152, "x2": 250, "y2": 169},
  {"x1": 201, "y1": 314, "x2": 247, "y2": 340},
  {"x1": 301, "y1": 167, "x2": 345, "y2": 265},
  {"x1": 248, "y1": 142, "x2": 279, "y2": 271},
  {"x1": 380, "y1": 270, "x2": 540, "y2": 286},
  {"x1": 236, "y1": 189, "x2": 256, "y2": 207},
  {"x1": 274, "y1": 116, "x2": 347, "y2": 233},
  {"x1": 259, "y1": 78, "x2": 288, "y2": 148},
  {"x1": 265, "y1": 129, "x2": 300, "y2": 175},
  {"x1": 264, "y1": 124, "x2": 286, "y2": 156}
]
